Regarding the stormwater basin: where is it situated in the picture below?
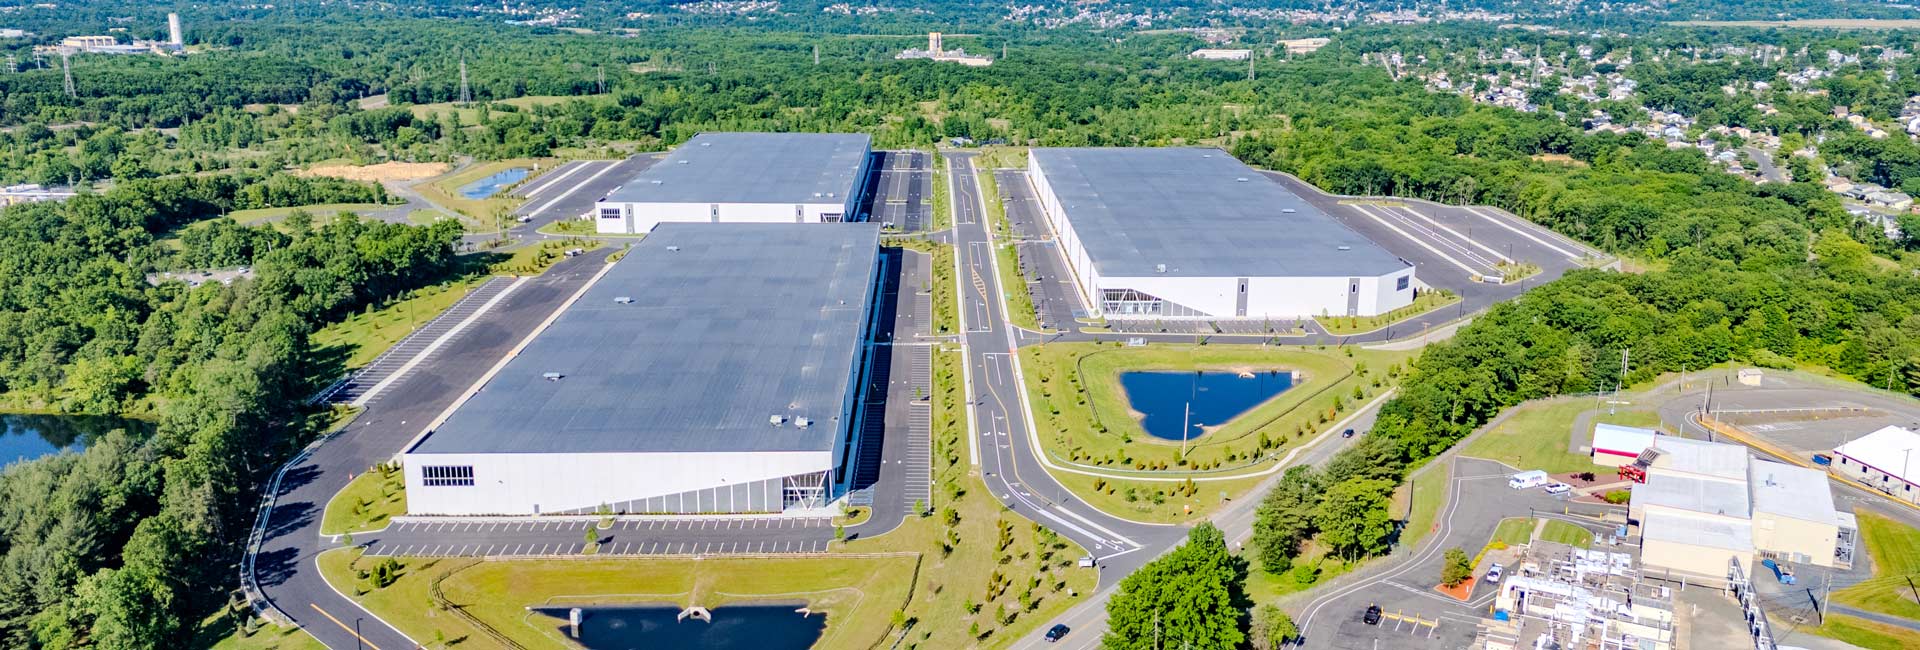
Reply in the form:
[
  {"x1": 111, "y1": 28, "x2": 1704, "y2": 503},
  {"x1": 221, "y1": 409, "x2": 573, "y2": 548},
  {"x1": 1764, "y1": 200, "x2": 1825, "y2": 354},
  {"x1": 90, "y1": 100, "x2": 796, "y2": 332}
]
[
  {"x1": 1118, "y1": 370, "x2": 1295, "y2": 441},
  {"x1": 457, "y1": 167, "x2": 530, "y2": 199},
  {"x1": 0, "y1": 413, "x2": 155, "y2": 467},
  {"x1": 535, "y1": 602, "x2": 824, "y2": 650}
]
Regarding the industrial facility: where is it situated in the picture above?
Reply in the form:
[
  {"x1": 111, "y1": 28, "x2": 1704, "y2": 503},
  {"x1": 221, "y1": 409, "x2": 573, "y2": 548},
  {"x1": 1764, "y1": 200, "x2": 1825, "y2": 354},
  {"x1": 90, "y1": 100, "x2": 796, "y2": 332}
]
[
  {"x1": 402, "y1": 223, "x2": 883, "y2": 516},
  {"x1": 1025, "y1": 147, "x2": 1416, "y2": 320},
  {"x1": 593, "y1": 132, "x2": 873, "y2": 234},
  {"x1": 1832, "y1": 425, "x2": 1920, "y2": 506},
  {"x1": 1625, "y1": 436, "x2": 1855, "y2": 579}
]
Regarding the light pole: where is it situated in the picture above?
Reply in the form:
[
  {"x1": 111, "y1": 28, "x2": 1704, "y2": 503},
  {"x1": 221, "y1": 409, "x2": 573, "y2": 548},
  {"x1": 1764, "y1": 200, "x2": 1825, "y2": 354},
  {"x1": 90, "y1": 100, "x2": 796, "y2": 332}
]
[{"x1": 354, "y1": 617, "x2": 363, "y2": 650}]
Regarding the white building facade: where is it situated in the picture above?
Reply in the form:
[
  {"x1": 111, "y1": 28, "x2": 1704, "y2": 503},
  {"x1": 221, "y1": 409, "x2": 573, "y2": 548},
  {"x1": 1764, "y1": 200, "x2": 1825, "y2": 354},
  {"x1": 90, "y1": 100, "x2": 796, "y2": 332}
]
[
  {"x1": 1027, "y1": 147, "x2": 1415, "y2": 321},
  {"x1": 595, "y1": 132, "x2": 873, "y2": 234}
]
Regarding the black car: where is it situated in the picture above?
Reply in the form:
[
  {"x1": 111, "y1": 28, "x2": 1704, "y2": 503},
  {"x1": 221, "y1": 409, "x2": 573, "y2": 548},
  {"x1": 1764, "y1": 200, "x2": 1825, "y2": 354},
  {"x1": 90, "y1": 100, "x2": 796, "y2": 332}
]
[
  {"x1": 1045, "y1": 624, "x2": 1071, "y2": 642},
  {"x1": 1362, "y1": 604, "x2": 1383, "y2": 625},
  {"x1": 1342, "y1": 428, "x2": 1356, "y2": 438}
]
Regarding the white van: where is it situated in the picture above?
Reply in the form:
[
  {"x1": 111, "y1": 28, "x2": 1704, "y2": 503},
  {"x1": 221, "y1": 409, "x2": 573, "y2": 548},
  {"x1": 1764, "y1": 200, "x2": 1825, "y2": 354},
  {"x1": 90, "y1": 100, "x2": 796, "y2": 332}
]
[{"x1": 1508, "y1": 470, "x2": 1550, "y2": 490}]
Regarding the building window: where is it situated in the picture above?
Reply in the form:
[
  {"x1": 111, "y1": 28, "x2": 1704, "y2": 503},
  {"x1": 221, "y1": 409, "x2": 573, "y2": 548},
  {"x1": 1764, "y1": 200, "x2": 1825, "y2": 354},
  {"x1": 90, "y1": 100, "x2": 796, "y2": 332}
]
[
  {"x1": 423, "y1": 465, "x2": 475, "y2": 487},
  {"x1": 1396, "y1": 276, "x2": 1410, "y2": 291},
  {"x1": 599, "y1": 208, "x2": 622, "y2": 220}
]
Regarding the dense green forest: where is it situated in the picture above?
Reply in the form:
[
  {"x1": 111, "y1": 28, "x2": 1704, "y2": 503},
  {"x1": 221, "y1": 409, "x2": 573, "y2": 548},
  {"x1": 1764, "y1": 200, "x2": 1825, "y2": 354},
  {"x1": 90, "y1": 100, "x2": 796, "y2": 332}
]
[{"x1": 2, "y1": 11, "x2": 1920, "y2": 649}]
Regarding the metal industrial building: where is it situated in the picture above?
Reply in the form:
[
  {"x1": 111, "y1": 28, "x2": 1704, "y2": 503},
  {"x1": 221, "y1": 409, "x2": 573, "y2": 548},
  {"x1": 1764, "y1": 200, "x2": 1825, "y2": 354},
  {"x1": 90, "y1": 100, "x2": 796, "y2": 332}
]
[
  {"x1": 402, "y1": 223, "x2": 883, "y2": 516},
  {"x1": 1025, "y1": 147, "x2": 1416, "y2": 320},
  {"x1": 594, "y1": 132, "x2": 873, "y2": 234},
  {"x1": 1629, "y1": 437, "x2": 1854, "y2": 579}
]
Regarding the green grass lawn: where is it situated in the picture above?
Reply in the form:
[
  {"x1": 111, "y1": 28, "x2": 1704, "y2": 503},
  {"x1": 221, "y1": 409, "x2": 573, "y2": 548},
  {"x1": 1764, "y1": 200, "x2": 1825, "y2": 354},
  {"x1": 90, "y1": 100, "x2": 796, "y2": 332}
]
[
  {"x1": 310, "y1": 276, "x2": 486, "y2": 371},
  {"x1": 1021, "y1": 342, "x2": 1413, "y2": 522},
  {"x1": 1538, "y1": 520, "x2": 1593, "y2": 548},
  {"x1": 973, "y1": 145, "x2": 1030, "y2": 170},
  {"x1": 1490, "y1": 517, "x2": 1535, "y2": 548},
  {"x1": 321, "y1": 463, "x2": 406, "y2": 536},
  {"x1": 1247, "y1": 540, "x2": 1357, "y2": 604},
  {"x1": 417, "y1": 158, "x2": 556, "y2": 227},
  {"x1": 996, "y1": 242, "x2": 1045, "y2": 331},
  {"x1": 228, "y1": 203, "x2": 394, "y2": 225},
  {"x1": 490, "y1": 238, "x2": 602, "y2": 276},
  {"x1": 1395, "y1": 461, "x2": 1452, "y2": 550},
  {"x1": 196, "y1": 603, "x2": 326, "y2": 650},
  {"x1": 319, "y1": 550, "x2": 918, "y2": 650},
  {"x1": 1459, "y1": 398, "x2": 1663, "y2": 474},
  {"x1": 1316, "y1": 290, "x2": 1460, "y2": 335},
  {"x1": 930, "y1": 153, "x2": 952, "y2": 231},
  {"x1": 1810, "y1": 614, "x2": 1920, "y2": 650},
  {"x1": 1833, "y1": 512, "x2": 1920, "y2": 621}
]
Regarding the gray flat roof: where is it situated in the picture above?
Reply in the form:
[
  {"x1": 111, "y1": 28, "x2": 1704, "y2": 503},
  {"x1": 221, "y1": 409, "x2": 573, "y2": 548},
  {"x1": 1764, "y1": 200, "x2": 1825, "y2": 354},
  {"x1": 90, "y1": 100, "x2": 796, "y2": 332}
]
[
  {"x1": 601, "y1": 132, "x2": 871, "y2": 206},
  {"x1": 1030, "y1": 147, "x2": 1409, "y2": 278},
  {"x1": 410, "y1": 223, "x2": 880, "y2": 455}
]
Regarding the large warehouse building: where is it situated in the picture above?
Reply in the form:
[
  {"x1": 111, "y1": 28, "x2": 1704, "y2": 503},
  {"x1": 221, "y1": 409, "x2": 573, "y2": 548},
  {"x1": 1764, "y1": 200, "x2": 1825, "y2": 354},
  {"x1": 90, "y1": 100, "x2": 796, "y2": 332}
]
[
  {"x1": 1025, "y1": 147, "x2": 1416, "y2": 320},
  {"x1": 594, "y1": 132, "x2": 873, "y2": 234},
  {"x1": 402, "y1": 223, "x2": 883, "y2": 516}
]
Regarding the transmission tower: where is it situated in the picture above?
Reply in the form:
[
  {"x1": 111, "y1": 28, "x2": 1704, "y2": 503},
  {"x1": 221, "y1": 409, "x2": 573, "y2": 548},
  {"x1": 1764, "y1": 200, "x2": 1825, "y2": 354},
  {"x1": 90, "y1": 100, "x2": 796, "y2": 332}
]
[
  {"x1": 813, "y1": 43, "x2": 819, "y2": 65},
  {"x1": 458, "y1": 57, "x2": 471, "y2": 104},
  {"x1": 3, "y1": 55, "x2": 13, "y2": 74},
  {"x1": 1247, "y1": 55, "x2": 1255, "y2": 81},
  {"x1": 61, "y1": 52, "x2": 75, "y2": 98},
  {"x1": 596, "y1": 64, "x2": 605, "y2": 93}
]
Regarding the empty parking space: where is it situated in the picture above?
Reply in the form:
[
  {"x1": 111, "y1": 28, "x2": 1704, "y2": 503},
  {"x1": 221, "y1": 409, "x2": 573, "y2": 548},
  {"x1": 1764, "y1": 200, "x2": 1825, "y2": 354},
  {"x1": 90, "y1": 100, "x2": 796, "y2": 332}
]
[{"x1": 512, "y1": 155, "x2": 660, "y2": 227}]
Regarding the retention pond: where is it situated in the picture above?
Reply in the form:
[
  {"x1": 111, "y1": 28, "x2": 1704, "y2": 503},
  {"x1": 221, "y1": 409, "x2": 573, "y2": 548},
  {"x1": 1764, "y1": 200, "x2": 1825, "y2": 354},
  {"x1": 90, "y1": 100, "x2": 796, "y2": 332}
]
[
  {"x1": 535, "y1": 602, "x2": 825, "y2": 649},
  {"x1": 1118, "y1": 370, "x2": 1295, "y2": 441}
]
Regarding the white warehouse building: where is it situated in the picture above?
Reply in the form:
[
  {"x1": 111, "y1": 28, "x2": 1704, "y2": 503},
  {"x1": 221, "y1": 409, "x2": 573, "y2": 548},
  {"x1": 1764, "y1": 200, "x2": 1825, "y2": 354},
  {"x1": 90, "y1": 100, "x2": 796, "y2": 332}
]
[
  {"x1": 402, "y1": 223, "x2": 883, "y2": 516},
  {"x1": 1025, "y1": 147, "x2": 1416, "y2": 320},
  {"x1": 594, "y1": 132, "x2": 874, "y2": 234}
]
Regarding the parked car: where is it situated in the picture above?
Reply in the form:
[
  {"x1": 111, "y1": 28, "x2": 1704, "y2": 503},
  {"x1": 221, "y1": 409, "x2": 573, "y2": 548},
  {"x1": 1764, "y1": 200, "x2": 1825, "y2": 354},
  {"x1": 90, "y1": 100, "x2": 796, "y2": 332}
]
[
  {"x1": 1362, "y1": 604, "x2": 1383, "y2": 625},
  {"x1": 1486, "y1": 564, "x2": 1504, "y2": 584},
  {"x1": 1813, "y1": 454, "x2": 1833, "y2": 466},
  {"x1": 1045, "y1": 624, "x2": 1071, "y2": 642},
  {"x1": 1544, "y1": 482, "x2": 1573, "y2": 495},
  {"x1": 1342, "y1": 428, "x2": 1356, "y2": 438}
]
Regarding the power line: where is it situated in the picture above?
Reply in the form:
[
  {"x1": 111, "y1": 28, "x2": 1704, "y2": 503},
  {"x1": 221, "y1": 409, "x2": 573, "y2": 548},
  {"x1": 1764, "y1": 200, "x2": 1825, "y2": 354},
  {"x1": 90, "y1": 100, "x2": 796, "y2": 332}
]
[
  {"x1": 61, "y1": 52, "x2": 75, "y2": 98},
  {"x1": 458, "y1": 56, "x2": 471, "y2": 104}
]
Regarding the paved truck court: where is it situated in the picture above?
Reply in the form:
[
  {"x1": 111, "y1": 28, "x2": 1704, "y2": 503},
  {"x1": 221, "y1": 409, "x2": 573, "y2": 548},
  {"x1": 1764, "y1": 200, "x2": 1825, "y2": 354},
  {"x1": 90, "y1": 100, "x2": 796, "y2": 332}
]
[
  {"x1": 510, "y1": 154, "x2": 660, "y2": 229},
  {"x1": 865, "y1": 150, "x2": 934, "y2": 232}
]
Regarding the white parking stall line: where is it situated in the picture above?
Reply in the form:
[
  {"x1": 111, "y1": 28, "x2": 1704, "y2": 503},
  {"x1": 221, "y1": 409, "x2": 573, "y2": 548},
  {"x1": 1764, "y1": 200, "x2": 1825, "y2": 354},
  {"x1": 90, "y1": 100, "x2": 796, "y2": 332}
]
[
  {"x1": 1399, "y1": 205, "x2": 1512, "y2": 263},
  {"x1": 1464, "y1": 206, "x2": 1583, "y2": 260},
  {"x1": 1348, "y1": 204, "x2": 1487, "y2": 277}
]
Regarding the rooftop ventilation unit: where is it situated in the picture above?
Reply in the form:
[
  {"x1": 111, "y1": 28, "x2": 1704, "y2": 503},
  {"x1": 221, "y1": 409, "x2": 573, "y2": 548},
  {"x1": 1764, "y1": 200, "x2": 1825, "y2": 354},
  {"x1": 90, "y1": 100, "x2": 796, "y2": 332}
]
[
  {"x1": 650, "y1": 180, "x2": 663, "y2": 184},
  {"x1": 678, "y1": 160, "x2": 689, "y2": 165},
  {"x1": 769, "y1": 414, "x2": 786, "y2": 426},
  {"x1": 1337, "y1": 245, "x2": 1351, "y2": 251},
  {"x1": 542, "y1": 372, "x2": 564, "y2": 381},
  {"x1": 1155, "y1": 263, "x2": 1167, "y2": 273},
  {"x1": 666, "y1": 245, "x2": 680, "y2": 252},
  {"x1": 1236, "y1": 177, "x2": 1249, "y2": 182},
  {"x1": 1282, "y1": 208, "x2": 1297, "y2": 213},
  {"x1": 614, "y1": 296, "x2": 634, "y2": 304},
  {"x1": 700, "y1": 142, "x2": 711, "y2": 146},
  {"x1": 795, "y1": 417, "x2": 812, "y2": 429}
]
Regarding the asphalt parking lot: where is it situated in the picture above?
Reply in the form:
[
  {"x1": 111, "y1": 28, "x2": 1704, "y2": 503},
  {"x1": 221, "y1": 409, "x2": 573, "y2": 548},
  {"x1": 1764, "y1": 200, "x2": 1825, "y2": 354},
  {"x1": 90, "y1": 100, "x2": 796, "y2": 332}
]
[
  {"x1": 866, "y1": 150, "x2": 934, "y2": 232},
  {"x1": 1263, "y1": 171, "x2": 1605, "y2": 316},
  {"x1": 361, "y1": 516, "x2": 836, "y2": 557},
  {"x1": 510, "y1": 154, "x2": 660, "y2": 229}
]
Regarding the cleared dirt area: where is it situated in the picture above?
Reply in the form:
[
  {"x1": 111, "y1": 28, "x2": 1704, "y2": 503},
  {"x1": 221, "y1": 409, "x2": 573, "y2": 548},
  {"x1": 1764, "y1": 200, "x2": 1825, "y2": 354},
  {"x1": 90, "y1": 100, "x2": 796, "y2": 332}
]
[{"x1": 300, "y1": 161, "x2": 450, "y2": 183}]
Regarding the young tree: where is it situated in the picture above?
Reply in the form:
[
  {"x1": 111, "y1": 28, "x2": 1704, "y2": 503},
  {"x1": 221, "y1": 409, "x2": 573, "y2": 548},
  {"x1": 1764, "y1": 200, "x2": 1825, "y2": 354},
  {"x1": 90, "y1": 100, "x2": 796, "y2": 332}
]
[
  {"x1": 1250, "y1": 604, "x2": 1298, "y2": 650},
  {"x1": 1442, "y1": 548, "x2": 1473, "y2": 587},
  {"x1": 1103, "y1": 523, "x2": 1249, "y2": 650}
]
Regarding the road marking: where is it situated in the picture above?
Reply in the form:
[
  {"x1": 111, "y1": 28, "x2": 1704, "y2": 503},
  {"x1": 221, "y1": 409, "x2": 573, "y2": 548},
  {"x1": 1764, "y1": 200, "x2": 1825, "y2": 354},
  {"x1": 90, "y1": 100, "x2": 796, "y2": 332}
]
[
  {"x1": 516, "y1": 160, "x2": 593, "y2": 200},
  {"x1": 309, "y1": 604, "x2": 384, "y2": 650},
  {"x1": 1348, "y1": 204, "x2": 1485, "y2": 277},
  {"x1": 524, "y1": 159, "x2": 624, "y2": 220},
  {"x1": 351, "y1": 277, "x2": 530, "y2": 407},
  {"x1": 1463, "y1": 206, "x2": 1582, "y2": 260},
  {"x1": 1397, "y1": 205, "x2": 1512, "y2": 263}
]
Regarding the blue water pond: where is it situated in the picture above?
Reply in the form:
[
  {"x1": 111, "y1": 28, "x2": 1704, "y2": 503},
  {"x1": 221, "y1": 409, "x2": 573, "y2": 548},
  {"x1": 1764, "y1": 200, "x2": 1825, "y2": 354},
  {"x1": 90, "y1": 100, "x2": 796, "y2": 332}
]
[
  {"x1": 0, "y1": 413, "x2": 154, "y2": 467},
  {"x1": 1118, "y1": 370, "x2": 1295, "y2": 441},
  {"x1": 457, "y1": 167, "x2": 530, "y2": 199},
  {"x1": 536, "y1": 603, "x2": 825, "y2": 650}
]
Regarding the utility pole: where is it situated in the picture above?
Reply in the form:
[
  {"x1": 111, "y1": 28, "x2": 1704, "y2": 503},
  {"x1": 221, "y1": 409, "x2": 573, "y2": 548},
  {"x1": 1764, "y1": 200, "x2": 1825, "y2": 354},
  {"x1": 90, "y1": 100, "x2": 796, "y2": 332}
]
[
  {"x1": 813, "y1": 43, "x2": 820, "y2": 66},
  {"x1": 61, "y1": 52, "x2": 74, "y2": 98},
  {"x1": 458, "y1": 57, "x2": 471, "y2": 104}
]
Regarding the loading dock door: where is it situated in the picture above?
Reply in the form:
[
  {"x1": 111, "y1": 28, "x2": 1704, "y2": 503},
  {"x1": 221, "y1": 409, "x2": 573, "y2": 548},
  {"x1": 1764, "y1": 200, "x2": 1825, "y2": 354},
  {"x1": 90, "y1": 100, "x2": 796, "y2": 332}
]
[
  {"x1": 1346, "y1": 278, "x2": 1361, "y2": 317},
  {"x1": 1236, "y1": 278, "x2": 1249, "y2": 317}
]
